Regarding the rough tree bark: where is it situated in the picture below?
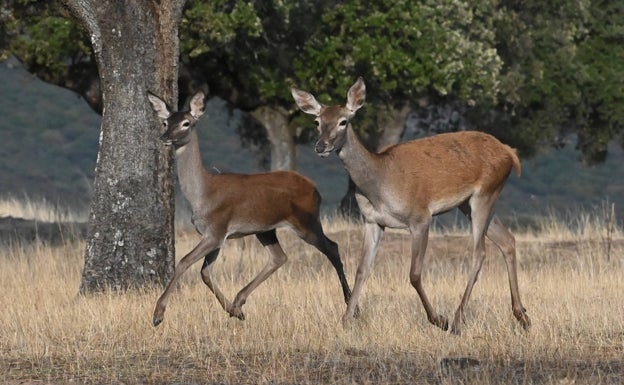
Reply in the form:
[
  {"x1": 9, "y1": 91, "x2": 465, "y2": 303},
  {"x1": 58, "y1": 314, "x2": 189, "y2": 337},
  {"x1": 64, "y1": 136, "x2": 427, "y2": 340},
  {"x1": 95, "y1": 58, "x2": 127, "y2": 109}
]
[
  {"x1": 251, "y1": 105, "x2": 295, "y2": 170},
  {"x1": 61, "y1": 0, "x2": 186, "y2": 293}
]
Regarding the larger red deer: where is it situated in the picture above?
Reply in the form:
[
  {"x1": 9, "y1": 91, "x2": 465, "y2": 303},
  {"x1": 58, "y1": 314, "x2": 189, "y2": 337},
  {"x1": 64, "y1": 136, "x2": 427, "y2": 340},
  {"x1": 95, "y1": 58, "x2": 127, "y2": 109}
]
[
  {"x1": 148, "y1": 91, "x2": 353, "y2": 326},
  {"x1": 292, "y1": 77, "x2": 531, "y2": 334}
]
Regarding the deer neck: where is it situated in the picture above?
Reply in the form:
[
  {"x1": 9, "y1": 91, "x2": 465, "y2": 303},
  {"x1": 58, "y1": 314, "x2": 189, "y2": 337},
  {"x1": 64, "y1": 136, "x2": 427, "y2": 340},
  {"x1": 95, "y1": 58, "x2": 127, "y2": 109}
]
[
  {"x1": 174, "y1": 129, "x2": 210, "y2": 209},
  {"x1": 337, "y1": 125, "x2": 383, "y2": 197}
]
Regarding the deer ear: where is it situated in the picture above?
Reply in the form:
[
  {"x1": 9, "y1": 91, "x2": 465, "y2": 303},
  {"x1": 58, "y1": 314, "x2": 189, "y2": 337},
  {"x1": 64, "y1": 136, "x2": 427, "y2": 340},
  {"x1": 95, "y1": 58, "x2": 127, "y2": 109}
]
[
  {"x1": 346, "y1": 77, "x2": 366, "y2": 113},
  {"x1": 147, "y1": 92, "x2": 171, "y2": 120},
  {"x1": 291, "y1": 87, "x2": 322, "y2": 116},
  {"x1": 189, "y1": 91, "x2": 206, "y2": 119}
]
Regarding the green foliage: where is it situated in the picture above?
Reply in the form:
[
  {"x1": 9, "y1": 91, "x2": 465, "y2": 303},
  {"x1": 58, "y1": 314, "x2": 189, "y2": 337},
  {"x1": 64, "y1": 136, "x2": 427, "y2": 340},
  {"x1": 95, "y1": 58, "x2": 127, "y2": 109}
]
[
  {"x1": 291, "y1": 0, "x2": 505, "y2": 145},
  {"x1": 1, "y1": 0, "x2": 623, "y2": 165},
  {"x1": 295, "y1": 0, "x2": 503, "y2": 105},
  {"x1": 10, "y1": 16, "x2": 86, "y2": 76},
  {"x1": 181, "y1": 0, "x2": 323, "y2": 107},
  {"x1": 491, "y1": 0, "x2": 624, "y2": 164},
  {"x1": 1, "y1": 1, "x2": 90, "y2": 84},
  {"x1": 574, "y1": 0, "x2": 624, "y2": 163},
  {"x1": 181, "y1": 0, "x2": 262, "y2": 58}
]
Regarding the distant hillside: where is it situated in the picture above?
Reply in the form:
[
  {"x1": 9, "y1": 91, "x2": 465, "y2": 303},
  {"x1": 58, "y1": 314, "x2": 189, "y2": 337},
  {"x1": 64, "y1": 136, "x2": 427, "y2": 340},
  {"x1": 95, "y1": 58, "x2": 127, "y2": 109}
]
[
  {"x1": 0, "y1": 61, "x2": 98, "y2": 212},
  {"x1": 1, "y1": 59, "x2": 623, "y2": 226}
]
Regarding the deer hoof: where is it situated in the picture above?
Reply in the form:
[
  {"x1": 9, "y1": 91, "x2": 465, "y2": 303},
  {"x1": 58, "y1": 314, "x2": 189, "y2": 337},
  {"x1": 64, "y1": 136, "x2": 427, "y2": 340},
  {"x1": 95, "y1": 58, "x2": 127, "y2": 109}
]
[
  {"x1": 353, "y1": 305, "x2": 362, "y2": 319},
  {"x1": 430, "y1": 314, "x2": 449, "y2": 331},
  {"x1": 341, "y1": 314, "x2": 354, "y2": 328},
  {"x1": 153, "y1": 306, "x2": 165, "y2": 327},
  {"x1": 228, "y1": 308, "x2": 245, "y2": 321},
  {"x1": 515, "y1": 308, "x2": 531, "y2": 331}
]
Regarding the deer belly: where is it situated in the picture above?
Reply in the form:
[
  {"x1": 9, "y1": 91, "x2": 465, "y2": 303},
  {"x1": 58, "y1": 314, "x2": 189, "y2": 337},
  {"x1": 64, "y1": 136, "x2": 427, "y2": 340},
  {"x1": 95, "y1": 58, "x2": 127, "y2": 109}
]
[
  {"x1": 225, "y1": 221, "x2": 271, "y2": 238},
  {"x1": 428, "y1": 189, "x2": 473, "y2": 216}
]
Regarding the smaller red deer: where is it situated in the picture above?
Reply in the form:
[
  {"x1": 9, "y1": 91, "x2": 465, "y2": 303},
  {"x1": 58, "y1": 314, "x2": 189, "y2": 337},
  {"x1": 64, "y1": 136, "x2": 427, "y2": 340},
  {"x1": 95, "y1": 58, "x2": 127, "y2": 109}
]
[
  {"x1": 292, "y1": 77, "x2": 531, "y2": 334},
  {"x1": 148, "y1": 91, "x2": 353, "y2": 326}
]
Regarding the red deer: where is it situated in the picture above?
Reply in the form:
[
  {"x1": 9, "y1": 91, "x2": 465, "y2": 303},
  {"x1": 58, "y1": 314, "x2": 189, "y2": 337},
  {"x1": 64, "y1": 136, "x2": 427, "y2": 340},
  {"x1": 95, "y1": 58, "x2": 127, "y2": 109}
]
[
  {"x1": 148, "y1": 91, "x2": 353, "y2": 326},
  {"x1": 292, "y1": 78, "x2": 530, "y2": 334}
]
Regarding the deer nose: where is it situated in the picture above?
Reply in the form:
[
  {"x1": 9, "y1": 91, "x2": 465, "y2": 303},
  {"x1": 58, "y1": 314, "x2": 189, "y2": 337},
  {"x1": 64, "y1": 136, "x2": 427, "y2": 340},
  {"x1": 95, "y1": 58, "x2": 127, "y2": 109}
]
[
  {"x1": 159, "y1": 133, "x2": 173, "y2": 144},
  {"x1": 315, "y1": 140, "x2": 327, "y2": 154}
]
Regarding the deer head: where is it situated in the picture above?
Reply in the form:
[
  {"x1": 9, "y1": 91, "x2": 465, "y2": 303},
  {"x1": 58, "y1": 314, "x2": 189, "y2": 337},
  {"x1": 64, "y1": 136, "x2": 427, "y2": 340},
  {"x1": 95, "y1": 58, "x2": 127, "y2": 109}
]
[
  {"x1": 148, "y1": 91, "x2": 206, "y2": 148},
  {"x1": 291, "y1": 77, "x2": 366, "y2": 157}
]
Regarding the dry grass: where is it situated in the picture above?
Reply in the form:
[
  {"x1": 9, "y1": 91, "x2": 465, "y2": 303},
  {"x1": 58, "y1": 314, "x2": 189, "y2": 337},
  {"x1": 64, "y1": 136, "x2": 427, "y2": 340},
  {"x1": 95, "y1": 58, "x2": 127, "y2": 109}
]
[
  {"x1": 0, "y1": 196, "x2": 87, "y2": 223},
  {"x1": 1, "y1": 209, "x2": 624, "y2": 384}
]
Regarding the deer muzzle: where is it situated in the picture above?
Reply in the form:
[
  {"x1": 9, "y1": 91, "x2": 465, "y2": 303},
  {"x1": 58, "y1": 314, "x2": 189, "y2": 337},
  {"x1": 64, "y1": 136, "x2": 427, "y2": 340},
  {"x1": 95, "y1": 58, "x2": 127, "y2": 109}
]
[
  {"x1": 315, "y1": 140, "x2": 332, "y2": 157},
  {"x1": 159, "y1": 133, "x2": 173, "y2": 145}
]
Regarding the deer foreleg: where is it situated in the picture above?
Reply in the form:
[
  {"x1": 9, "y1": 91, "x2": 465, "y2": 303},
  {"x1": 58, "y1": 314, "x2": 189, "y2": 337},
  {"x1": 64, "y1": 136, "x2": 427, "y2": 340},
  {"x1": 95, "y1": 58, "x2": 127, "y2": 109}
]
[
  {"x1": 153, "y1": 236, "x2": 221, "y2": 327},
  {"x1": 343, "y1": 221, "x2": 383, "y2": 326}
]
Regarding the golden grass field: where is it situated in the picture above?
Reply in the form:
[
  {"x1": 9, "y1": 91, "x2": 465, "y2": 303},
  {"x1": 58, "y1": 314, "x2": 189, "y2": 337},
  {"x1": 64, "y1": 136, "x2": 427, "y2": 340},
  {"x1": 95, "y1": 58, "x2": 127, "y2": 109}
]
[{"x1": 1, "y1": 199, "x2": 623, "y2": 384}]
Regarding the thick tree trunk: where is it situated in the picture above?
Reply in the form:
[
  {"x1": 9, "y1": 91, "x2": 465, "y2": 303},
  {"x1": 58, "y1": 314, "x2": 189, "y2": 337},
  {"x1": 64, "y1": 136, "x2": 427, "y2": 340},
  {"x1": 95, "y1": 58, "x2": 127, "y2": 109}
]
[
  {"x1": 339, "y1": 104, "x2": 410, "y2": 218},
  {"x1": 251, "y1": 106, "x2": 295, "y2": 170},
  {"x1": 63, "y1": 0, "x2": 185, "y2": 292}
]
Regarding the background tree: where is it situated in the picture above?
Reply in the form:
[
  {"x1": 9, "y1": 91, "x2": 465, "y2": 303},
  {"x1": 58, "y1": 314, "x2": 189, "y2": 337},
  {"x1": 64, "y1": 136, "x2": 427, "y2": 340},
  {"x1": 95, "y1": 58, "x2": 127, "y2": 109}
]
[
  {"x1": 179, "y1": 0, "x2": 336, "y2": 170},
  {"x1": 1, "y1": 1, "x2": 101, "y2": 111},
  {"x1": 57, "y1": 0, "x2": 185, "y2": 293},
  {"x1": 473, "y1": 0, "x2": 624, "y2": 165},
  {"x1": 566, "y1": 0, "x2": 624, "y2": 163}
]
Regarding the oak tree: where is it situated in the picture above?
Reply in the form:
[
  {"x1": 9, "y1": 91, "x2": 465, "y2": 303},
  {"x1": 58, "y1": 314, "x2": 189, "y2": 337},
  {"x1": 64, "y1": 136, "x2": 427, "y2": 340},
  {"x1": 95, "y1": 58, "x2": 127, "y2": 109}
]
[{"x1": 59, "y1": 0, "x2": 186, "y2": 292}]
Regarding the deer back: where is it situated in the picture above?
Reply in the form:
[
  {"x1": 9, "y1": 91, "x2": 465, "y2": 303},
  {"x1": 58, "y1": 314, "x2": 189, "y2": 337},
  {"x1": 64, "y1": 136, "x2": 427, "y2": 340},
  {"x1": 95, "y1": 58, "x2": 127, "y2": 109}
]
[{"x1": 374, "y1": 131, "x2": 520, "y2": 208}]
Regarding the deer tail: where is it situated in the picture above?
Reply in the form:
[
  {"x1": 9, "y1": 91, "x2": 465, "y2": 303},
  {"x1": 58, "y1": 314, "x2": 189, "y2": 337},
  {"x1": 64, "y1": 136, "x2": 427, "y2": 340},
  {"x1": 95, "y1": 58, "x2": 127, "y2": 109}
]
[{"x1": 507, "y1": 145, "x2": 522, "y2": 177}]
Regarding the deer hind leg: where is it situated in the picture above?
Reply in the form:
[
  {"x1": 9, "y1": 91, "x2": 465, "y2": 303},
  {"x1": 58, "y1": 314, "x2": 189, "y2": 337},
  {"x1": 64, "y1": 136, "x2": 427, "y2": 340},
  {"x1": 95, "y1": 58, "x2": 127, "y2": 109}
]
[
  {"x1": 153, "y1": 235, "x2": 221, "y2": 327},
  {"x1": 451, "y1": 195, "x2": 499, "y2": 334},
  {"x1": 200, "y1": 248, "x2": 239, "y2": 318},
  {"x1": 295, "y1": 218, "x2": 355, "y2": 314},
  {"x1": 486, "y1": 215, "x2": 531, "y2": 330},
  {"x1": 228, "y1": 230, "x2": 287, "y2": 320},
  {"x1": 343, "y1": 221, "x2": 383, "y2": 326},
  {"x1": 409, "y1": 219, "x2": 448, "y2": 331}
]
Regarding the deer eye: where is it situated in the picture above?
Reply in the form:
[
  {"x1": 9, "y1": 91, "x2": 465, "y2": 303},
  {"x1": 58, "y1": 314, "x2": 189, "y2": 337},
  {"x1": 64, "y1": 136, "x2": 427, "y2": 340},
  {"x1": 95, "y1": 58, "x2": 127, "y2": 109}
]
[
  {"x1": 182, "y1": 121, "x2": 191, "y2": 128},
  {"x1": 338, "y1": 119, "x2": 348, "y2": 127},
  {"x1": 162, "y1": 121, "x2": 168, "y2": 128}
]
